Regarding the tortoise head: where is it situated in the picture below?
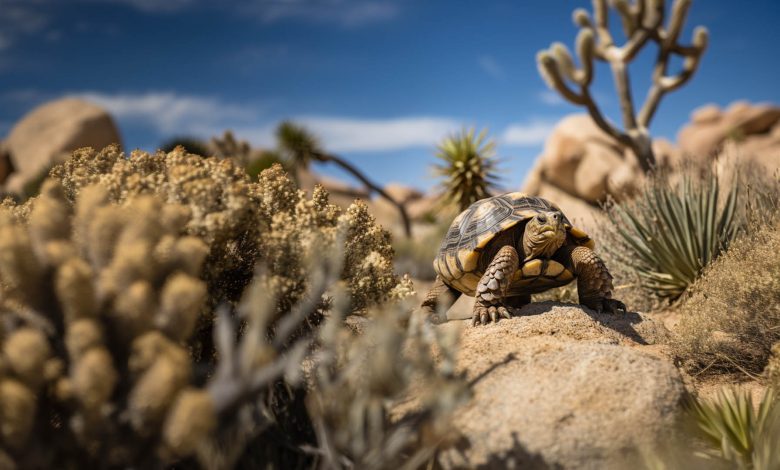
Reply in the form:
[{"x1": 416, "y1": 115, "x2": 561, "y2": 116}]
[{"x1": 521, "y1": 210, "x2": 566, "y2": 261}]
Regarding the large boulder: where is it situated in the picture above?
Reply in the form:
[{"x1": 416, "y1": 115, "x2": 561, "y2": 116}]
[
  {"x1": 524, "y1": 114, "x2": 644, "y2": 204},
  {"x1": 3, "y1": 98, "x2": 122, "y2": 195},
  {"x1": 677, "y1": 101, "x2": 780, "y2": 164},
  {"x1": 436, "y1": 303, "x2": 684, "y2": 469}
]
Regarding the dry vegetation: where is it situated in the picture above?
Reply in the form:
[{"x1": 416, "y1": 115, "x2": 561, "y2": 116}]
[
  {"x1": 671, "y1": 219, "x2": 780, "y2": 376},
  {"x1": 0, "y1": 148, "x2": 465, "y2": 469}
]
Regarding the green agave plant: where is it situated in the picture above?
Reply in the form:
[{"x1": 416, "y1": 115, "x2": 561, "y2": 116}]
[
  {"x1": 606, "y1": 169, "x2": 740, "y2": 299},
  {"x1": 434, "y1": 128, "x2": 501, "y2": 212},
  {"x1": 686, "y1": 387, "x2": 780, "y2": 470}
]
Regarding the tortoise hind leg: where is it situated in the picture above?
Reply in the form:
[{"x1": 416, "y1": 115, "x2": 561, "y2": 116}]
[
  {"x1": 569, "y1": 246, "x2": 626, "y2": 314},
  {"x1": 473, "y1": 245, "x2": 519, "y2": 325},
  {"x1": 420, "y1": 276, "x2": 462, "y2": 324}
]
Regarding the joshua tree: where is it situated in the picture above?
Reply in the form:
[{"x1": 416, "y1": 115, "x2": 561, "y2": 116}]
[
  {"x1": 434, "y1": 128, "x2": 501, "y2": 212},
  {"x1": 537, "y1": 0, "x2": 708, "y2": 172},
  {"x1": 276, "y1": 121, "x2": 413, "y2": 238}
]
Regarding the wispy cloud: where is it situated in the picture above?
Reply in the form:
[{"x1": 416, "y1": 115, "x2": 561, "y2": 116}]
[
  {"x1": 66, "y1": 90, "x2": 460, "y2": 153},
  {"x1": 478, "y1": 55, "x2": 506, "y2": 80},
  {"x1": 501, "y1": 120, "x2": 556, "y2": 147},
  {"x1": 71, "y1": 91, "x2": 258, "y2": 135},
  {"x1": 296, "y1": 116, "x2": 460, "y2": 152}
]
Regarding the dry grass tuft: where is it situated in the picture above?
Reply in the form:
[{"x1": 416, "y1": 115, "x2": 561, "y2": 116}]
[{"x1": 671, "y1": 220, "x2": 780, "y2": 376}]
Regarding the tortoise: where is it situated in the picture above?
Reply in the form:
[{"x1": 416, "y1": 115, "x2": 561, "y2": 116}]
[{"x1": 421, "y1": 193, "x2": 625, "y2": 325}]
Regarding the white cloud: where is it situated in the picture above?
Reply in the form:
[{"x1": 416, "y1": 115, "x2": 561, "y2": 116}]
[
  {"x1": 64, "y1": 90, "x2": 462, "y2": 153},
  {"x1": 501, "y1": 120, "x2": 556, "y2": 147},
  {"x1": 478, "y1": 55, "x2": 506, "y2": 80},
  {"x1": 71, "y1": 91, "x2": 257, "y2": 135},
  {"x1": 296, "y1": 116, "x2": 461, "y2": 152}
]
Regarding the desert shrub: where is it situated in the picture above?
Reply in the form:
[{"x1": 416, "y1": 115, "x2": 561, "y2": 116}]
[
  {"x1": 433, "y1": 127, "x2": 501, "y2": 212},
  {"x1": 677, "y1": 387, "x2": 780, "y2": 470},
  {"x1": 604, "y1": 167, "x2": 741, "y2": 301},
  {"x1": 46, "y1": 146, "x2": 397, "y2": 313},
  {"x1": 393, "y1": 220, "x2": 451, "y2": 280},
  {"x1": 0, "y1": 179, "x2": 464, "y2": 468},
  {"x1": 160, "y1": 136, "x2": 211, "y2": 157},
  {"x1": 671, "y1": 220, "x2": 780, "y2": 376}
]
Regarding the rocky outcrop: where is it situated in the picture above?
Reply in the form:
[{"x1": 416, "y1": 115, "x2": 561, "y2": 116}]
[
  {"x1": 435, "y1": 303, "x2": 684, "y2": 469},
  {"x1": 2, "y1": 98, "x2": 122, "y2": 196},
  {"x1": 678, "y1": 101, "x2": 780, "y2": 163},
  {"x1": 523, "y1": 115, "x2": 644, "y2": 204}
]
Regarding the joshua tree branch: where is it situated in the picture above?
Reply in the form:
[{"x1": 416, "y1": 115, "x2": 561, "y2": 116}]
[
  {"x1": 314, "y1": 151, "x2": 413, "y2": 239},
  {"x1": 537, "y1": 0, "x2": 708, "y2": 173}
]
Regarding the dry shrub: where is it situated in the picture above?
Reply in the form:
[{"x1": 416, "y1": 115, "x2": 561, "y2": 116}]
[
  {"x1": 0, "y1": 179, "x2": 464, "y2": 468},
  {"x1": 671, "y1": 220, "x2": 780, "y2": 376},
  {"x1": 47, "y1": 145, "x2": 397, "y2": 313}
]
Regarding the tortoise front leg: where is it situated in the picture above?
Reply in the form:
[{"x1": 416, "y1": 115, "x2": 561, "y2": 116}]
[
  {"x1": 473, "y1": 245, "x2": 519, "y2": 325},
  {"x1": 420, "y1": 276, "x2": 462, "y2": 324},
  {"x1": 569, "y1": 246, "x2": 626, "y2": 314}
]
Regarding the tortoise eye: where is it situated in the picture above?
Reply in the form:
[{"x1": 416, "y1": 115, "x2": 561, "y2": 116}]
[{"x1": 537, "y1": 214, "x2": 547, "y2": 223}]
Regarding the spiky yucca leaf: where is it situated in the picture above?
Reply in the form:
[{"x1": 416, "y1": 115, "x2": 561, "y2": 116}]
[
  {"x1": 686, "y1": 387, "x2": 780, "y2": 470},
  {"x1": 434, "y1": 128, "x2": 501, "y2": 212},
  {"x1": 605, "y1": 169, "x2": 740, "y2": 299},
  {"x1": 277, "y1": 120, "x2": 323, "y2": 169}
]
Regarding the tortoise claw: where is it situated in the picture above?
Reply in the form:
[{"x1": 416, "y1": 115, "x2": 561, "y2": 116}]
[
  {"x1": 584, "y1": 298, "x2": 626, "y2": 314},
  {"x1": 472, "y1": 303, "x2": 515, "y2": 326},
  {"x1": 604, "y1": 298, "x2": 626, "y2": 314}
]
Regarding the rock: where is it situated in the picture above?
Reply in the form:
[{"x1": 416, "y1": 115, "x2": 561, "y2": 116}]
[
  {"x1": 652, "y1": 138, "x2": 682, "y2": 169},
  {"x1": 3, "y1": 98, "x2": 122, "y2": 195},
  {"x1": 607, "y1": 161, "x2": 643, "y2": 201},
  {"x1": 531, "y1": 114, "x2": 637, "y2": 204},
  {"x1": 677, "y1": 101, "x2": 780, "y2": 159},
  {"x1": 383, "y1": 182, "x2": 422, "y2": 205},
  {"x1": 437, "y1": 304, "x2": 684, "y2": 469},
  {"x1": 526, "y1": 181, "x2": 603, "y2": 232},
  {"x1": 690, "y1": 104, "x2": 722, "y2": 125},
  {"x1": 573, "y1": 142, "x2": 623, "y2": 202}
]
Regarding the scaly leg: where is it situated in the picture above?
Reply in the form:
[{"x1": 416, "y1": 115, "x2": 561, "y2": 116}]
[
  {"x1": 569, "y1": 246, "x2": 626, "y2": 314},
  {"x1": 420, "y1": 276, "x2": 462, "y2": 324},
  {"x1": 473, "y1": 245, "x2": 519, "y2": 325}
]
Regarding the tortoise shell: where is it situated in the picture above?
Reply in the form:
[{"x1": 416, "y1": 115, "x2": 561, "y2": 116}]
[{"x1": 433, "y1": 193, "x2": 595, "y2": 295}]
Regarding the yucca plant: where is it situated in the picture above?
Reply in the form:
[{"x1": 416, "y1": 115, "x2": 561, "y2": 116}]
[
  {"x1": 434, "y1": 128, "x2": 501, "y2": 212},
  {"x1": 276, "y1": 121, "x2": 412, "y2": 238},
  {"x1": 686, "y1": 387, "x2": 780, "y2": 470},
  {"x1": 605, "y1": 169, "x2": 740, "y2": 300}
]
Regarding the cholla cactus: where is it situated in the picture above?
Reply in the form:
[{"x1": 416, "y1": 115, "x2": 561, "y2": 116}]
[
  {"x1": 537, "y1": 0, "x2": 709, "y2": 171},
  {"x1": 434, "y1": 128, "x2": 501, "y2": 212},
  {"x1": 46, "y1": 146, "x2": 397, "y2": 313}
]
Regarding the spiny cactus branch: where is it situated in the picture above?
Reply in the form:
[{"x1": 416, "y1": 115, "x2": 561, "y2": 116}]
[{"x1": 538, "y1": 0, "x2": 708, "y2": 172}]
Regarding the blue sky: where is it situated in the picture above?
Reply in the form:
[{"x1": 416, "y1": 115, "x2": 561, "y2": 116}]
[{"x1": 1, "y1": 0, "x2": 778, "y2": 191}]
